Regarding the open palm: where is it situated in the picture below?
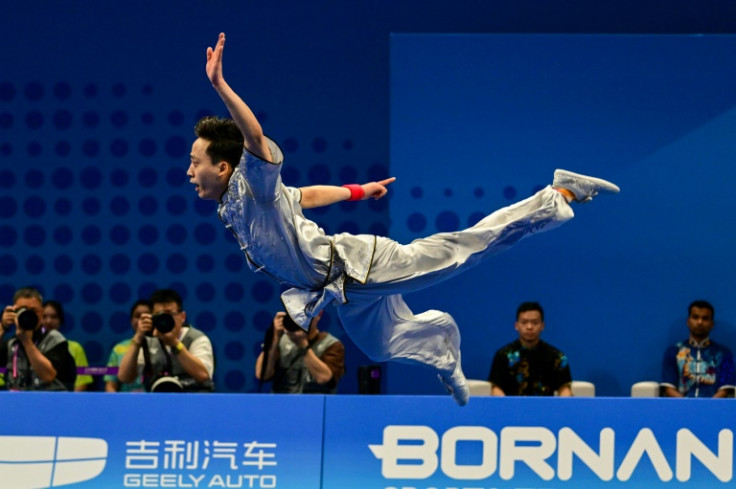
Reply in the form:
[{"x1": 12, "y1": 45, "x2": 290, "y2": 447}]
[{"x1": 206, "y1": 32, "x2": 226, "y2": 86}]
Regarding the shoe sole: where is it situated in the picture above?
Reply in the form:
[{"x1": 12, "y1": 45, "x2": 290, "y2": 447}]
[{"x1": 554, "y1": 169, "x2": 620, "y2": 194}]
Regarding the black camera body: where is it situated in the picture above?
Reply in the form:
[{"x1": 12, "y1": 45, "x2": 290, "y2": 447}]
[
  {"x1": 282, "y1": 314, "x2": 304, "y2": 332},
  {"x1": 15, "y1": 307, "x2": 39, "y2": 331},
  {"x1": 145, "y1": 313, "x2": 176, "y2": 336}
]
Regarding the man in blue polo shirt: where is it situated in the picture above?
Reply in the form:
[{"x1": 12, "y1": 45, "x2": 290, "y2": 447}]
[{"x1": 661, "y1": 300, "x2": 735, "y2": 398}]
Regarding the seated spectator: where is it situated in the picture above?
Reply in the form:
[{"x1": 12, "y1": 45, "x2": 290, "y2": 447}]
[
  {"x1": 661, "y1": 300, "x2": 735, "y2": 398},
  {"x1": 104, "y1": 299, "x2": 151, "y2": 392},
  {"x1": 488, "y1": 301, "x2": 572, "y2": 396},
  {"x1": 118, "y1": 289, "x2": 214, "y2": 392},
  {"x1": 255, "y1": 311, "x2": 345, "y2": 393},
  {"x1": 42, "y1": 300, "x2": 94, "y2": 391},
  {"x1": 0, "y1": 287, "x2": 76, "y2": 391}
]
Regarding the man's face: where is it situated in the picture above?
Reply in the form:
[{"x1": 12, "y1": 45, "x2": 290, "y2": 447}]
[
  {"x1": 152, "y1": 301, "x2": 185, "y2": 336},
  {"x1": 687, "y1": 306, "x2": 714, "y2": 341},
  {"x1": 188, "y1": 137, "x2": 228, "y2": 201},
  {"x1": 15, "y1": 297, "x2": 43, "y2": 331},
  {"x1": 286, "y1": 329, "x2": 307, "y2": 344},
  {"x1": 515, "y1": 310, "x2": 545, "y2": 345}
]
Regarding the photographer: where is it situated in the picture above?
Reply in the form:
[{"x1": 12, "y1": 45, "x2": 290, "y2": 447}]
[
  {"x1": 104, "y1": 299, "x2": 151, "y2": 392},
  {"x1": 117, "y1": 289, "x2": 214, "y2": 392},
  {"x1": 255, "y1": 311, "x2": 344, "y2": 393},
  {"x1": 0, "y1": 287, "x2": 76, "y2": 391}
]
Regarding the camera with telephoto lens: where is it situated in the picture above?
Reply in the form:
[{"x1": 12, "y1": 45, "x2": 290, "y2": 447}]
[
  {"x1": 14, "y1": 307, "x2": 39, "y2": 331},
  {"x1": 145, "y1": 312, "x2": 175, "y2": 336}
]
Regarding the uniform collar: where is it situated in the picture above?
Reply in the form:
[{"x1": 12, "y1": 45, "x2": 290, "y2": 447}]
[{"x1": 687, "y1": 337, "x2": 711, "y2": 348}]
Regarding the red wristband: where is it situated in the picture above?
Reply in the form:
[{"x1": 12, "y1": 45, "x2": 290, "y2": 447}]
[{"x1": 342, "y1": 184, "x2": 365, "y2": 201}]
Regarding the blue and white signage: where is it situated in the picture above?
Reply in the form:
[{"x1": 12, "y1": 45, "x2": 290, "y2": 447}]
[
  {"x1": 0, "y1": 393, "x2": 324, "y2": 489},
  {"x1": 322, "y1": 396, "x2": 735, "y2": 489},
  {"x1": 3, "y1": 393, "x2": 735, "y2": 488}
]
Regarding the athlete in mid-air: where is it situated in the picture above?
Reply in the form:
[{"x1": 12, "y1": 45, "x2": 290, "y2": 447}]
[{"x1": 188, "y1": 33, "x2": 620, "y2": 405}]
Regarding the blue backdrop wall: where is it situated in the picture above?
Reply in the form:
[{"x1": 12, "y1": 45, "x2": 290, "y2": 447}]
[
  {"x1": 1, "y1": 1, "x2": 736, "y2": 396},
  {"x1": 390, "y1": 33, "x2": 736, "y2": 396}
]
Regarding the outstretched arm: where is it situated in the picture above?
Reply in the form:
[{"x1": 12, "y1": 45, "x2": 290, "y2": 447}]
[
  {"x1": 206, "y1": 32, "x2": 272, "y2": 162},
  {"x1": 300, "y1": 177, "x2": 396, "y2": 209}
]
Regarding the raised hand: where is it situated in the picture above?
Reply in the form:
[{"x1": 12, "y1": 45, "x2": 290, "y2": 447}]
[
  {"x1": 206, "y1": 32, "x2": 226, "y2": 87},
  {"x1": 1, "y1": 306, "x2": 15, "y2": 329},
  {"x1": 362, "y1": 177, "x2": 396, "y2": 200},
  {"x1": 273, "y1": 312, "x2": 286, "y2": 336},
  {"x1": 136, "y1": 313, "x2": 153, "y2": 342}
]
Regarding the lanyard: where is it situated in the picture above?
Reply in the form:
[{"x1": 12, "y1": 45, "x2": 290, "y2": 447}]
[
  {"x1": 11, "y1": 329, "x2": 45, "y2": 386},
  {"x1": 11, "y1": 342, "x2": 19, "y2": 380}
]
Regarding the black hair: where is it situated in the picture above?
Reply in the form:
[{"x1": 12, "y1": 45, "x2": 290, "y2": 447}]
[
  {"x1": 149, "y1": 289, "x2": 183, "y2": 311},
  {"x1": 194, "y1": 116, "x2": 245, "y2": 169},
  {"x1": 689, "y1": 300, "x2": 714, "y2": 319},
  {"x1": 130, "y1": 299, "x2": 152, "y2": 319},
  {"x1": 516, "y1": 301, "x2": 544, "y2": 321}
]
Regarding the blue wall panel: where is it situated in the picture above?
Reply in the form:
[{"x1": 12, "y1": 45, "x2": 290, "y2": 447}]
[{"x1": 390, "y1": 34, "x2": 736, "y2": 396}]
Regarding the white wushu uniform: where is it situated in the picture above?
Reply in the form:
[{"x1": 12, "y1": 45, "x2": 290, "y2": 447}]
[{"x1": 217, "y1": 138, "x2": 574, "y2": 379}]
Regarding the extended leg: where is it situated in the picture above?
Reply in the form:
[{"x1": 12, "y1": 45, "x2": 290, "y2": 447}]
[
  {"x1": 354, "y1": 165, "x2": 620, "y2": 295},
  {"x1": 357, "y1": 186, "x2": 573, "y2": 295},
  {"x1": 334, "y1": 171, "x2": 618, "y2": 405}
]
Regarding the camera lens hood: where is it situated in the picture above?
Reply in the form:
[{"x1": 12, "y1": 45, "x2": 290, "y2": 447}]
[
  {"x1": 152, "y1": 313, "x2": 175, "y2": 334},
  {"x1": 15, "y1": 308, "x2": 38, "y2": 331}
]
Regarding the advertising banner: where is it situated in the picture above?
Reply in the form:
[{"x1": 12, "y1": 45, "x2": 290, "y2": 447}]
[
  {"x1": 0, "y1": 392, "x2": 324, "y2": 489},
  {"x1": 4, "y1": 393, "x2": 735, "y2": 488},
  {"x1": 323, "y1": 396, "x2": 735, "y2": 489}
]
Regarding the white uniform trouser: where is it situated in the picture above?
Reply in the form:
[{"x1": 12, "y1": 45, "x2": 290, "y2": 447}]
[{"x1": 335, "y1": 186, "x2": 573, "y2": 374}]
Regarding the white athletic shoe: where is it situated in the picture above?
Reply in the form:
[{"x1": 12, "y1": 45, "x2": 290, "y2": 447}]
[
  {"x1": 438, "y1": 358, "x2": 470, "y2": 407},
  {"x1": 553, "y1": 169, "x2": 620, "y2": 204}
]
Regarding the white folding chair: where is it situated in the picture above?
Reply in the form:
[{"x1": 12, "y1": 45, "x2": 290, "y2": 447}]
[
  {"x1": 570, "y1": 380, "x2": 596, "y2": 397},
  {"x1": 631, "y1": 381, "x2": 660, "y2": 397},
  {"x1": 467, "y1": 379, "x2": 492, "y2": 396}
]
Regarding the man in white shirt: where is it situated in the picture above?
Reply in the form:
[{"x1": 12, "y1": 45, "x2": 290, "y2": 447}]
[{"x1": 118, "y1": 289, "x2": 214, "y2": 392}]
